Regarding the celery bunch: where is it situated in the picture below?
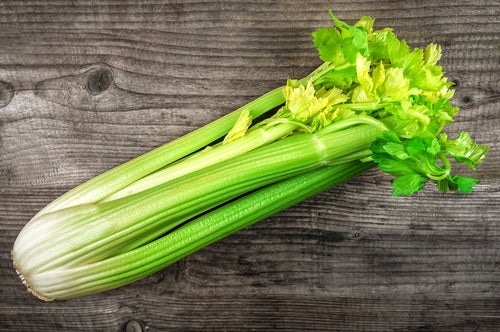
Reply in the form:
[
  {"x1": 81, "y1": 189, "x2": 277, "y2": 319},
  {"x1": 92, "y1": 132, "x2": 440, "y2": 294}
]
[{"x1": 12, "y1": 12, "x2": 488, "y2": 300}]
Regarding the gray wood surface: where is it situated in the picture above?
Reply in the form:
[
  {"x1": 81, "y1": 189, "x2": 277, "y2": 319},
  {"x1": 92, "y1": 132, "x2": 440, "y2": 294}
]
[{"x1": 1, "y1": 1, "x2": 499, "y2": 331}]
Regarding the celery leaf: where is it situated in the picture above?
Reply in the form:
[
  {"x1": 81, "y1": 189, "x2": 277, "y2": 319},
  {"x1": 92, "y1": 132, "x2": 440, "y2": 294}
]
[
  {"x1": 312, "y1": 27, "x2": 342, "y2": 63},
  {"x1": 371, "y1": 131, "x2": 487, "y2": 196},
  {"x1": 439, "y1": 132, "x2": 489, "y2": 169},
  {"x1": 223, "y1": 109, "x2": 252, "y2": 144}
]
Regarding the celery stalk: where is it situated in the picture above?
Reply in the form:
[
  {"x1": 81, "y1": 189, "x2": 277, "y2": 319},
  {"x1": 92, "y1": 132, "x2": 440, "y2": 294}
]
[
  {"x1": 103, "y1": 121, "x2": 300, "y2": 201},
  {"x1": 33, "y1": 86, "x2": 287, "y2": 216},
  {"x1": 34, "y1": 62, "x2": 337, "y2": 216},
  {"x1": 14, "y1": 123, "x2": 382, "y2": 279},
  {"x1": 21, "y1": 160, "x2": 373, "y2": 300}
]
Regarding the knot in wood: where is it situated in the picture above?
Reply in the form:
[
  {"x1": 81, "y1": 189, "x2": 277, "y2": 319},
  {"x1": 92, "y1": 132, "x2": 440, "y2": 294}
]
[
  {"x1": 0, "y1": 80, "x2": 14, "y2": 108},
  {"x1": 462, "y1": 96, "x2": 472, "y2": 104},
  {"x1": 86, "y1": 67, "x2": 113, "y2": 95},
  {"x1": 125, "y1": 320, "x2": 144, "y2": 332}
]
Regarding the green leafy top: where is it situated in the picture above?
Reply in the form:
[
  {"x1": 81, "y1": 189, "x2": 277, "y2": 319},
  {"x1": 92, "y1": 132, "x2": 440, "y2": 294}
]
[
  {"x1": 312, "y1": 11, "x2": 457, "y2": 140},
  {"x1": 310, "y1": 11, "x2": 488, "y2": 195}
]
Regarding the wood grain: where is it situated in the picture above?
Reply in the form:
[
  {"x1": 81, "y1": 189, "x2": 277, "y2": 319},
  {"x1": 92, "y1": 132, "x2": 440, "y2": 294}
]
[{"x1": 1, "y1": 1, "x2": 499, "y2": 331}]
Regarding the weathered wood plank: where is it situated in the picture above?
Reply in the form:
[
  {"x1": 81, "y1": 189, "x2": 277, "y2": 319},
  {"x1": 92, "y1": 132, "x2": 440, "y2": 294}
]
[{"x1": 1, "y1": 0, "x2": 499, "y2": 331}]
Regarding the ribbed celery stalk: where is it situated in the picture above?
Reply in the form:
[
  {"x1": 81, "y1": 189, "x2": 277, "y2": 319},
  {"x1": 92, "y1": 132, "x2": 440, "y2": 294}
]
[
  {"x1": 103, "y1": 121, "x2": 300, "y2": 202},
  {"x1": 33, "y1": 63, "x2": 336, "y2": 216},
  {"x1": 13, "y1": 122, "x2": 382, "y2": 300},
  {"x1": 13, "y1": 123, "x2": 382, "y2": 278},
  {"x1": 33, "y1": 86, "x2": 286, "y2": 216},
  {"x1": 19, "y1": 160, "x2": 374, "y2": 300},
  {"x1": 104, "y1": 114, "x2": 389, "y2": 202}
]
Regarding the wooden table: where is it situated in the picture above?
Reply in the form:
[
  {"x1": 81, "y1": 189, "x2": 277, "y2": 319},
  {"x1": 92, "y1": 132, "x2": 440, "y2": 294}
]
[{"x1": 1, "y1": 1, "x2": 499, "y2": 331}]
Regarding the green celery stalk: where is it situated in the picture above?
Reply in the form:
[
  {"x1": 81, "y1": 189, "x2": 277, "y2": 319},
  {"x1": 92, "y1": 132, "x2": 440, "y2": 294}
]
[
  {"x1": 34, "y1": 63, "x2": 336, "y2": 216},
  {"x1": 14, "y1": 123, "x2": 382, "y2": 280},
  {"x1": 33, "y1": 86, "x2": 286, "y2": 216},
  {"x1": 23, "y1": 160, "x2": 373, "y2": 300},
  {"x1": 102, "y1": 121, "x2": 300, "y2": 202}
]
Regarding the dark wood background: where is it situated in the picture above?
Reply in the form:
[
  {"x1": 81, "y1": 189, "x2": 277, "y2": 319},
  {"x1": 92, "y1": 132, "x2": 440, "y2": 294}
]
[{"x1": 1, "y1": 1, "x2": 499, "y2": 331}]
